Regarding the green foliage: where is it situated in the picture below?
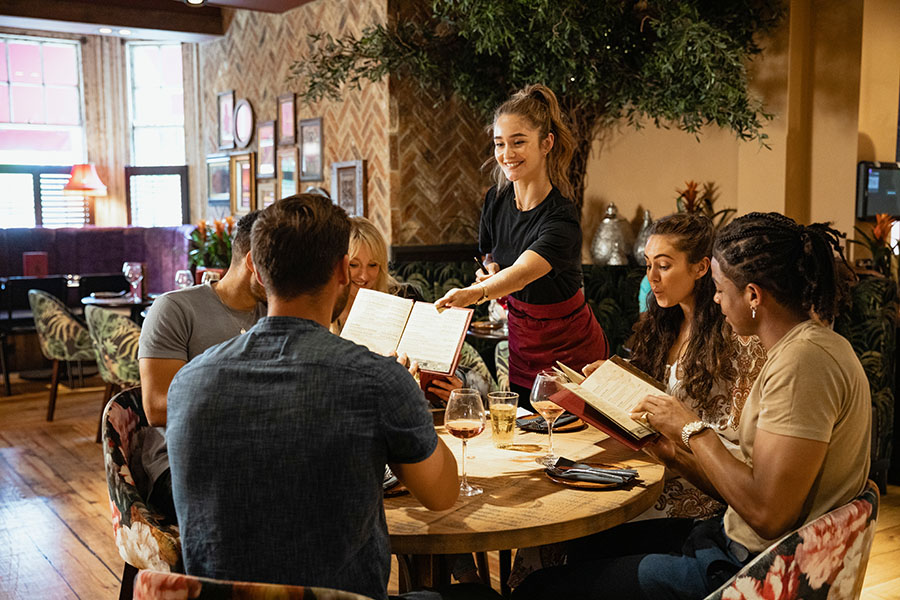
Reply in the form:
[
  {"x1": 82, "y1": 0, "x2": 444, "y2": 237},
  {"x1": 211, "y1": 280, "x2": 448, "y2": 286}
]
[
  {"x1": 582, "y1": 264, "x2": 645, "y2": 356},
  {"x1": 188, "y1": 219, "x2": 233, "y2": 269},
  {"x1": 289, "y1": 0, "x2": 783, "y2": 204}
]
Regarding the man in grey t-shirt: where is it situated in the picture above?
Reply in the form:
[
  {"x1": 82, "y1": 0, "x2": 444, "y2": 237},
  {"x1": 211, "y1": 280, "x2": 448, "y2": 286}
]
[{"x1": 138, "y1": 211, "x2": 266, "y2": 515}]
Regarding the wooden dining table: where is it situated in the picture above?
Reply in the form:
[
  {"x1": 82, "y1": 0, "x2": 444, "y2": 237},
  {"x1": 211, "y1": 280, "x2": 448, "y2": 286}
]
[{"x1": 384, "y1": 418, "x2": 665, "y2": 595}]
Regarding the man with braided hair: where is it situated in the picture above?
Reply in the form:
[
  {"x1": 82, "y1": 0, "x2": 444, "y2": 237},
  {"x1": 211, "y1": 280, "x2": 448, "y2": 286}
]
[{"x1": 514, "y1": 212, "x2": 870, "y2": 600}]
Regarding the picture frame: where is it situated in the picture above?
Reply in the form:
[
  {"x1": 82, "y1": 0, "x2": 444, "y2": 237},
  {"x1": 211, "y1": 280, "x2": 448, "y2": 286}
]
[
  {"x1": 206, "y1": 154, "x2": 231, "y2": 204},
  {"x1": 233, "y1": 98, "x2": 254, "y2": 149},
  {"x1": 257, "y1": 120, "x2": 276, "y2": 179},
  {"x1": 277, "y1": 93, "x2": 296, "y2": 146},
  {"x1": 230, "y1": 152, "x2": 256, "y2": 216},
  {"x1": 299, "y1": 117, "x2": 323, "y2": 181},
  {"x1": 257, "y1": 178, "x2": 277, "y2": 209},
  {"x1": 277, "y1": 146, "x2": 299, "y2": 200},
  {"x1": 330, "y1": 159, "x2": 367, "y2": 218},
  {"x1": 217, "y1": 90, "x2": 235, "y2": 150}
]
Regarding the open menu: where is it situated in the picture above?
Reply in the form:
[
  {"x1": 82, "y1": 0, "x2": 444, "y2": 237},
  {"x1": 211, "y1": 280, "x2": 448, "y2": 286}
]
[
  {"x1": 340, "y1": 288, "x2": 473, "y2": 375},
  {"x1": 551, "y1": 356, "x2": 663, "y2": 450}
]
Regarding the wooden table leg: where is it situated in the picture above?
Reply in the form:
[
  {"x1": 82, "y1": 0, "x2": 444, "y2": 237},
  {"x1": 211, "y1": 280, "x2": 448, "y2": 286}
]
[
  {"x1": 475, "y1": 551, "x2": 491, "y2": 586},
  {"x1": 499, "y1": 549, "x2": 512, "y2": 598}
]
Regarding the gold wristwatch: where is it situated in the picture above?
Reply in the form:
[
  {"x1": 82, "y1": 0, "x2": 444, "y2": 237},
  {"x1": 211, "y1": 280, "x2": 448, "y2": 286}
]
[{"x1": 681, "y1": 420, "x2": 711, "y2": 450}]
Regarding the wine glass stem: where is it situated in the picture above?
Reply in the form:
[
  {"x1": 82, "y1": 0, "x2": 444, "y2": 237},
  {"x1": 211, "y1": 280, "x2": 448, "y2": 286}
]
[
  {"x1": 461, "y1": 439, "x2": 468, "y2": 488},
  {"x1": 547, "y1": 421, "x2": 554, "y2": 456}
]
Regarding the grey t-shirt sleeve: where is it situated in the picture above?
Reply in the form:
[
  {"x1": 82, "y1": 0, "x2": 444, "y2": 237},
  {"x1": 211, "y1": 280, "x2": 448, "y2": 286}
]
[
  {"x1": 378, "y1": 361, "x2": 439, "y2": 465},
  {"x1": 138, "y1": 293, "x2": 191, "y2": 361}
]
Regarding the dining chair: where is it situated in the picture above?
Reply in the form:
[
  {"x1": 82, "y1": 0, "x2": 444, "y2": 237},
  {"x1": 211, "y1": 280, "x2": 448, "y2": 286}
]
[
  {"x1": 494, "y1": 341, "x2": 509, "y2": 392},
  {"x1": 102, "y1": 387, "x2": 181, "y2": 600},
  {"x1": 459, "y1": 341, "x2": 497, "y2": 393},
  {"x1": 27, "y1": 289, "x2": 96, "y2": 419},
  {"x1": 704, "y1": 479, "x2": 880, "y2": 600},
  {"x1": 132, "y1": 570, "x2": 376, "y2": 600},
  {"x1": 85, "y1": 304, "x2": 141, "y2": 442}
]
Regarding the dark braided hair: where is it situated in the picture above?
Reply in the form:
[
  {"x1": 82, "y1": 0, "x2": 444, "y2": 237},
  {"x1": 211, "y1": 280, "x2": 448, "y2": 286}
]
[
  {"x1": 713, "y1": 212, "x2": 849, "y2": 324},
  {"x1": 629, "y1": 213, "x2": 736, "y2": 408}
]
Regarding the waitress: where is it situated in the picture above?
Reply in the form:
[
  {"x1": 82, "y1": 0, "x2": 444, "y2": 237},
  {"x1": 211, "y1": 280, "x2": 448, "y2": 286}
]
[{"x1": 435, "y1": 84, "x2": 608, "y2": 407}]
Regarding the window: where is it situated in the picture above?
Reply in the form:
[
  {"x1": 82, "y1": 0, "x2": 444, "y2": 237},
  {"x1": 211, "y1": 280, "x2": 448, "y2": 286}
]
[
  {"x1": 127, "y1": 42, "x2": 185, "y2": 166},
  {"x1": 0, "y1": 165, "x2": 93, "y2": 228},
  {"x1": 125, "y1": 166, "x2": 188, "y2": 227},
  {"x1": 0, "y1": 36, "x2": 85, "y2": 165}
]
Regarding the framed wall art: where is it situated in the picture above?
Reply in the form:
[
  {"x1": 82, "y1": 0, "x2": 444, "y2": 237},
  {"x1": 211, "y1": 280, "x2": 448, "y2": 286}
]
[
  {"x1": 233, "y1": 98, "x2": 254, "y2": 149},
  {"x1": 299, "y1": 117, "x2": 323, "y2": 181},
  {"x1": 230, "y1": 152, "x2": 256, "y2": 216},
  {"x1": 330, "y1": 159, "x2": 367, "y2": 218},
  {"x1": 217, "y1": 90, "x2": 235, "y2": 150},
  {"x1": 206, "y1": 154, "x2": 231, "y2": 207},
  {"x1": 257, "y1": 179, "x2": 277, "y2": 209},
  {"x1": 277, "y1": 146, "x2": 299, "y2": 200},
  {"x1": 257, "y1": 120, "x2": 276, "y2": 179},
  {"x1": 277, "y1": 93, "x2": 296, "y2": 145}
]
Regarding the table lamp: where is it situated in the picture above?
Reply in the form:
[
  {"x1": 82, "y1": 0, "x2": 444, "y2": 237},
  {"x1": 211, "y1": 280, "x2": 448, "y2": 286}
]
[{"x1": 63, "y1": 164, "x2": 107, "y2": 196}]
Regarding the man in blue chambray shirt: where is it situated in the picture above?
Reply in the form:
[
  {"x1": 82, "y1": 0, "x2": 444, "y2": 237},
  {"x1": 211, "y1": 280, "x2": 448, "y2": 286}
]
[{"x1": 166, "y1": 194, "x2": 461, "y2": 600}]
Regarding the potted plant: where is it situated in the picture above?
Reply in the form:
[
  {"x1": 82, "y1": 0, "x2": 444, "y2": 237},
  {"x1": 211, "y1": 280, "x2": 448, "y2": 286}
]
[
  {"x1": 188, "y1": 217, "x2": 234, "y2": 283},
  {"x1": 848, "y1": 213, "x2": 896, "y2": 278}
]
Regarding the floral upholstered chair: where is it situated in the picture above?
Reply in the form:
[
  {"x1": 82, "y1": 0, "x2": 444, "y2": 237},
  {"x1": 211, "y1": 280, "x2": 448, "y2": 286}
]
[
  {"x1": 133, "y1": 571, "x2": 376, "y2": 600},
  {"x1": 705, "y1": 480, "x2": 880, "y2": 600},
  {"x1": 103, "y1": 387, "x2": 181, "y2": 600},
  {"x1": 494, "y1": 341, "x2": 509, "y2": 392},
  {"x1": 458, "y1": 341, "x2": 496, "y2": 396},
  {"x1": 86, "y1": 304, "x2": 141, "y2": 442},
  {"x1": 28, "y1": 289, "x2": 96, "y2": 420}
]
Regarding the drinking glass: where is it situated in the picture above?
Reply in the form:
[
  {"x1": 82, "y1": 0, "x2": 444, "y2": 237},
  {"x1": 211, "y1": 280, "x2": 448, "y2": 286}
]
[
  {"x1": 531, "y1": 370, "x2": 564, "y2": 466},
  {"x1": 201, "y1": 270, "x2": 221, "y2": 284},
  {"x1": 444, "y1": 388, "x2": 486, "y2": 497},
  {"x1": 487, "y1": 391, "x2": 519, "y2": 448},
  {"x1": 175, "y1": 269, "x2": 194, "y2": 289},
  {"x1": 122, "y1": 262, "x2": 143, "y2": 301}
]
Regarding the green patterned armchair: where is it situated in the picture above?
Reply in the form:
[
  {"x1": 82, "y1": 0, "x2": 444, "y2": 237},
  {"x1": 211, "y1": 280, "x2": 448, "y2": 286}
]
[
  {"x1": 28, "y1": 289, "x2": 96, "y2": 421},
  {"x1": 86, "y1": 304, "x2": 142, "y2": 443}
]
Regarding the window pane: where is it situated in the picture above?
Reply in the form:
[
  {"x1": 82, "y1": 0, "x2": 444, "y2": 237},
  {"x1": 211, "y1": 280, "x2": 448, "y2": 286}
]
[
  {"x1": 132, "y1": 126, "x2": 185, "y2": 166},
  {"x1": 131, "y1": 45, "x2": 160, "y2": 89},
  {"x1": 0, "y1": 173, "x2": 36, "y2": 228},
  {"x1": 42, "y1": 44, "x2": 77, "y2": 86},
  {"x1": 40, "y1": 173, "x2": 89, "y2": 228},
  {"x1": 0, "y1": 126, "x2": 85, "y2": 165},
  {"x1": 9, "y1": 42, "x2": 42, "y2": 84},
  {"x1": 11, "y1": 85, "x2": 43, "y2": 123},
  {"x1": 46, "y1": 86, "x2": 79, "y2": 125},
  {"x1": 129, "y1": 173, "x2": 183, "y2": 226},
  {"x1": 0, "y1": 42, "x2": 7, "y2": 82},
  {"x1": 0, "y1": 83, "x2": 8, "y2": 122},
  {"x1": 159, "y1": 44, "x2": 183, "y2": 87}
]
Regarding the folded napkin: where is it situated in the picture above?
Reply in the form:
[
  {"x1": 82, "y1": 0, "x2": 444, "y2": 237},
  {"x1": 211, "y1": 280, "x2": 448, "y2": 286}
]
[
  {"x1": 383, "y1": 465, "x2": 399, "y2": 491},
  {"x1": 516, "y1": 412, "x2": 579, "y2": 432},
  {"x1": 547, "y1": 456, "x2": 640, "y2": 485}
]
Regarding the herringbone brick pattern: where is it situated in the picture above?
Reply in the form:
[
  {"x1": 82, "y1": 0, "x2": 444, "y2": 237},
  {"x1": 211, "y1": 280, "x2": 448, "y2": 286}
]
[{"x1": 199, "y1": 0, "x2": 486, "y2": 245}]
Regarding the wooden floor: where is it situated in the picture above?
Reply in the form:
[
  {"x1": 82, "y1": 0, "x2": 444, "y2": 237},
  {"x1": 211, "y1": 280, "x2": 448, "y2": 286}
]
[{"x1": 0, "y1": 374, "x2": 898, "y2": 598}]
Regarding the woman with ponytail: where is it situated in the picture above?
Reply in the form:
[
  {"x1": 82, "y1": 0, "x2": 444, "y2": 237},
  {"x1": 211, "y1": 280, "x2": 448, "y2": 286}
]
[
  {"x1": 514, "y1": 212, "x2": 871, "y2": 600},
  {"x1": 436, "y1": 84, "x2": 608, "y2": 406}
]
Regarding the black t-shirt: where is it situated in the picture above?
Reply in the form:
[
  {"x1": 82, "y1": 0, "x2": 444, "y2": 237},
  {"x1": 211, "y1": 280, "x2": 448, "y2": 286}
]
[{"x1": 478, "y1": 184, "x2": 583, "y2": 305}]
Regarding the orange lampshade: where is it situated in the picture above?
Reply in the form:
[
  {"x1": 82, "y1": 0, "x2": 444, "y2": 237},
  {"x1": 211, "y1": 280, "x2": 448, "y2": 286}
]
[{"x1": 64, "y1": 163, "x2": 107, "y2": 196}]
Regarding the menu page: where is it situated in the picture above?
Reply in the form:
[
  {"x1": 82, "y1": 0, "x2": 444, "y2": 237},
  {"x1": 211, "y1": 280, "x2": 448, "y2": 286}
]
[
  {"x1": 340, "y1": 289, "x2": 413, "y2": 356},
  {"x1": 396, "y1": 302, "x2": 473, "y2": 374},
  {"x1": 576, "y1": 357, "x2": 663, "y2": 437}
]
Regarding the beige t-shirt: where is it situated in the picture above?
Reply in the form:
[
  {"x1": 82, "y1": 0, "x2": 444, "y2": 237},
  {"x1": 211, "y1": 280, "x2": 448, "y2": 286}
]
[{"x1": 724, "y1": 320, "x2": 871, "y2": 552}]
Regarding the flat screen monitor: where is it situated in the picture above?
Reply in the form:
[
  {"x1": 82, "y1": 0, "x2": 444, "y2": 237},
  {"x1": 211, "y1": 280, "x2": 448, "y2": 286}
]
[{"x1": 857, "y1": 161, "x2": 900, "y2": 220}]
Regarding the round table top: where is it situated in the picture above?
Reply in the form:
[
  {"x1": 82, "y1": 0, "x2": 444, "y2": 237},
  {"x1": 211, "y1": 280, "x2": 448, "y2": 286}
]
[
  {"x1": 80, "y1": 295, "x2": 154, "y2": 308},
  {"x1": 385, "y1": 420, "x2": 665, "y2": 555}
]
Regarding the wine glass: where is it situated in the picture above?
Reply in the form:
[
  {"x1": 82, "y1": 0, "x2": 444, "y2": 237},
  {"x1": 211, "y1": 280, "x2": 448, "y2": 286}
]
[
  {"x1": 201, "y1": 270, "x2": 221, "y2": 284},
  {"x1": 175, "y1": 269, "x2": 194, "y2": 289},
  {"x1": 444, "y1": 388, "x2": 486, "y2": 497},
  {"x1": 531, "y1": 370, "x2": 564, "y2": 467},
  {"x1": 122, "y1": 262, "x2": 143, "y2": 301}
]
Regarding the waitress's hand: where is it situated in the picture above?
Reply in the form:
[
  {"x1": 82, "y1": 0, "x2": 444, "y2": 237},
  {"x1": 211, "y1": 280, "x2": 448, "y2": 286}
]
[
  {"x1": 631, "y1": 393, "x2": 699, "y2": 445},
  {"x1": 435, "y1": 286, "x2": 483, "y2": 310},
  {"x1": 475, "y1": 262, "x2": 500, "y2": 282},
  {"x1": 582, "y1": 359, "x2": 605, "y2": 377}
]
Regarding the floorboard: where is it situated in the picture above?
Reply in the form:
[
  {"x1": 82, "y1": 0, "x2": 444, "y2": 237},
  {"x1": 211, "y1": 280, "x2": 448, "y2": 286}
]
[{"x1": 0, "y1": 374, "x2": 896, "y2": 598}]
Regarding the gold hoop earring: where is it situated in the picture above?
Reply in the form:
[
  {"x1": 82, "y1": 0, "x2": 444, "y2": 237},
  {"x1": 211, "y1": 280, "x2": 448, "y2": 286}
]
[{"x1": 751, "y1": 306, "x2": 756, "y2": 320}]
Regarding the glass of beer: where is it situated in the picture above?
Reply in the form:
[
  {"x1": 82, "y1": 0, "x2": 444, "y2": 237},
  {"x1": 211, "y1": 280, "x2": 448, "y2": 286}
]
[{"x1": 487, "y1": 391, "x2": 519, "y2": 448}]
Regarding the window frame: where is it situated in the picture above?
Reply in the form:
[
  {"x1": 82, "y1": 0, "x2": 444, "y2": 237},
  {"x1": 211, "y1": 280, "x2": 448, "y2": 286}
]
[
  {"x1": 124, "y1": 165, "x2": 189, "y2": 226},
  {"x1": 0, "y1": 164, "x2": 94, "y2": 227}
]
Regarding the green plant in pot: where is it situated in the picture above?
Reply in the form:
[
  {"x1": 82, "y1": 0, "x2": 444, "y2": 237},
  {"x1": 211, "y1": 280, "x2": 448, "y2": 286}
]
[
  {"x1": 189, "y1": 217, "x2": 234, "y2": 282},
  {"x1": 848, "y1": 213, "x2": 896, "y2": 278}
]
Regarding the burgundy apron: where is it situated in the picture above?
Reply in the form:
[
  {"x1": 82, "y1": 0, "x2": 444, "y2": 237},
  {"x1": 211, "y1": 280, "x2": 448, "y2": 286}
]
[{"x1": 506, "y1": 288, "x2": 609, "y2": 390}]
